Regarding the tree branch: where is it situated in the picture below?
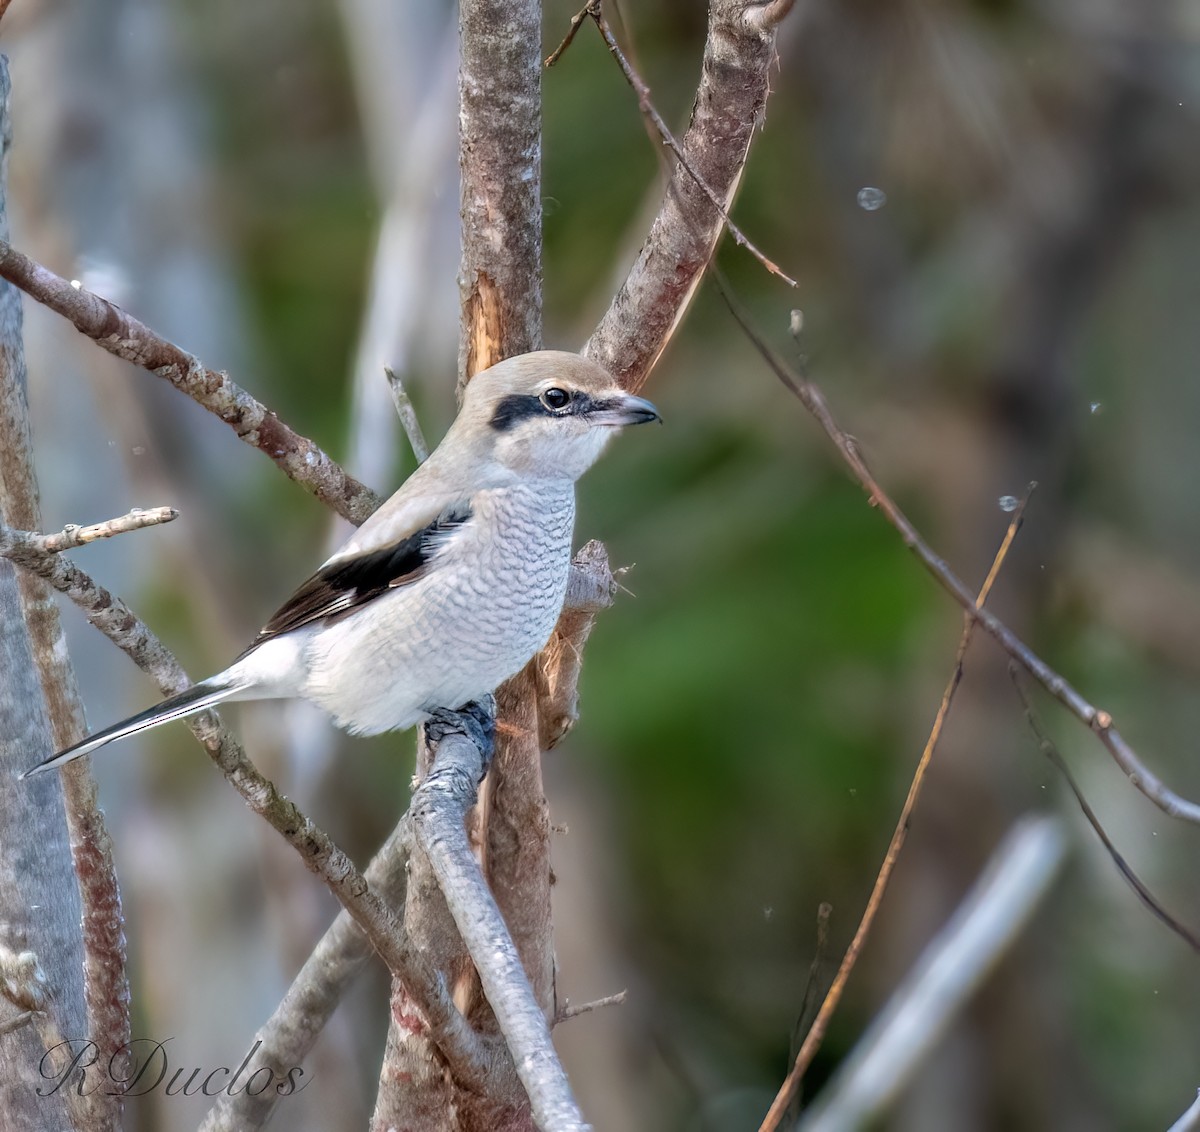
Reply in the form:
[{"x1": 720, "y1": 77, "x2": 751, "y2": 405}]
[
  {"x1": 385, "y1": 366, "x2": 431, "y2": 464},
  {"x1": 30, "y1": 505, "x2": 178, "y2": 553},
  {"x1": 580, "y1": 1, "x2": 796, "y2": 287},
  {"x1": 414, "y1": 707, "x2": 590, "y2": 1132},
  {"x1": 0, "y1": 238, "x2": 380, "y2": 524},
  {"x1": 720, "y1": 286, "x2": 1200, "y2": 826},
  {"x1": 583, "y1": 0, "x2": 794, "y2": 391}
]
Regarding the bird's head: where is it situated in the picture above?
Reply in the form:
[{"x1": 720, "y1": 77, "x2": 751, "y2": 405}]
[{"x1": 453, "y1": 351, "x2": 661, "y2": 483}]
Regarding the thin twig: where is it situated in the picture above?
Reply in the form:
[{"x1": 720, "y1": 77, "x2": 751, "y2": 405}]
[
  {"x1": 544, "y1": 2, "x2": 593, "y2": 67},
  {"x1": 789, "y1": 901, "x2": 832, "y2": 1086},
  {"x1": 32, "y1": 506, "x2": 178, "y2": 554},
  {"x1": 0, "y1": 524, "x2": 493, "y2": 1089},
  {"x1": 586, "y1": 2, "x2": 797, "y2": 288},
  {"x1": 553, "y1": 990, "x2": 628, "y2": 1027},
  {"x1": 384, "y1": 366, "x2": 431, "y2": 463},
  {"x1": 0, "y1": 239, "x2": 380, "y2": 524},
  {"x1": 583, "y1": 0, "x2": 793, "y2": 391},
  {"x1": 716, "y1": 277, "x2": 1200, "y2": 826},
  {"x1": 413, "y1": 708, "x2": 591, "y2": 1132},
  {"x1": 760, "y1": 490, "x2": 1031, "y2": 1132},
  {"x1": 1010, "y1": 666, "x2": 1200, "y2": 952},
  {"x1": 797, "y1": 817, "x2": 1067, "y2": 1132}
]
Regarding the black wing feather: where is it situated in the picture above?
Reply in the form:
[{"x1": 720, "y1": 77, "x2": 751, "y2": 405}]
[{"x1": 246, "y1": 503, "x2": 472, "y2": 649}]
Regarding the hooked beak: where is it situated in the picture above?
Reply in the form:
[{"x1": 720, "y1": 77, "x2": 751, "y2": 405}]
[{"x1": 587, "y1": 392, "x2": 662, "y2": 427}]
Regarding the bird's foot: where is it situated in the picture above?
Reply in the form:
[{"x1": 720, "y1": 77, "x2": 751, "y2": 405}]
[{"x1": 423, "y1": 696, "x2": 497, "y2": 775}]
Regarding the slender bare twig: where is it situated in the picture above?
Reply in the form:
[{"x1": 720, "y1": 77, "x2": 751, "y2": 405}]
[
  {"x1": 413, "y1": 708, "x2": 591, "y2": 1132},
  {"x1": 586, "y1": 1, "x2": 797, "y2": 288},
  {"x1": 583, "y1": 0, "x2": 795, "y2": 391},
  {"x1": 789, "y1": 902, "x2": 832, "y2": 1076},
  {"x1": 543, "y1": 3, "x2": 592, "y2": 67},
  {"x1": 716, "y1": 280, "x2": 1200, "y2": 826},
  {"x1": 1010, "y1": 667, "x2": 1200, "y2": 952},
  {"x1": 760, "y1": 491, "x2": 1031, "y2": 1131},
  {"x1": 0, "y1": 239, "x2": 380, "y2": 524},
  {"x1": 31, "y1": 506, "x2": 178, "y2": 554},
  {"x1": 553, "y1": 990, "x2": 627, "y2": 1027},
  {"x1": 796, "y1": 817, "x2": 1067, "y2": 1132},
  {"x1": 0, "y1": 524, "x2": 494, "y2": 1090},
  {"x1": 384, "y1": 366, "x2": 431, "y2": 464}
]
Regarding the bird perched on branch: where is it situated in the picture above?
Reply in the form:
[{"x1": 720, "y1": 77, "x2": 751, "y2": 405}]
[{"x1": 24, "y1": 351, "x2": 659, "y2": 777}]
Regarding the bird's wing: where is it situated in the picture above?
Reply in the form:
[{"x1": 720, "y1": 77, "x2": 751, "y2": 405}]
[{"x1": 243, "y1": 496, "x2": 473, "y2": 650}]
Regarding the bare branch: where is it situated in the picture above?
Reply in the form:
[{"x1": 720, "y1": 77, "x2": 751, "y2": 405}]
[
  {"x1": 414, "y1": 707, "x2": 591, "y2": 1132},
  {"x1": 0, "y1": 238, "x2": 381, "y2": 524},
  {"x1": 739, "y1": 0, "x2": 795, "y2": 34},
  {"x1": 761, "y1": 491, "x2": 1032, "y2": 1130},
  {"x1": 796, "y1": 817, "x2": 1068, "y2": 1132},
  {"x1": 32, "y1": 506, "x2": 178, "y2": 554},
  {"x1": 384, "y1": 366, "x2": 431, "y2": 464},
  {"x1": 1010, "y1": 666, "x2": 1200, "y2": 952},
  {"x1": 584, "y1": 0, "x2": 794, "y2": 391},
  {"x1": 587, "y1": 2, "x2": 797, "y2": 287},
  {"x1": 553, "y1": 990, "x2": 627, "y2": 1027},
  {"x1": 719, "y1": 283, "x2": 1200, "y2": 826},
  {"x1": 543, "y1": 3, "x2": 592, "y2": 68}
]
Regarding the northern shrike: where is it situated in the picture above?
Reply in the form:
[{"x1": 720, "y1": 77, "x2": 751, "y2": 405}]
[{"x1": 25, "y1": 351, "x2": 659, "y2": 777}]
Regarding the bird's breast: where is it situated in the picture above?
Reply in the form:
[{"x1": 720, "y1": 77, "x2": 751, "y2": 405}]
[{"x1": 304, "y1": 483, "x2": 576, "y2": 734}]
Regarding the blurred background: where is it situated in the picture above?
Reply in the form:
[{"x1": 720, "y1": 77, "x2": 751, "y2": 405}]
[{"x1": 4, "y1": 0, "x2": 1200, "y2": 1128}]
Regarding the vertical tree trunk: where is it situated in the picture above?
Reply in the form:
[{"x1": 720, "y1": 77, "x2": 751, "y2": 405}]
[{"x1": 0, "y1": 55, "x2": 90, "y2": 1132}]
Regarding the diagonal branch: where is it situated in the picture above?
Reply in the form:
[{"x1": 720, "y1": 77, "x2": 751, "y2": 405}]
[
  {"x1": 413, "y1": 708, "x2": 590, "y2": 1132},
  {"x1": 583, "y1": 0, "x2": 795, "y2": 391},
  {"x1": 719, "y1": 283, "x2": 1200, "y2": 826},
  {"x1": 0, "y1": 239, "x2": 380, "y2": 524},
  {"x1": 1010, "y1": 667, "x2": 1200, "y2": 952},
  {"x1": 579, "y1": 1, "x2": 796, "y2": 287}
]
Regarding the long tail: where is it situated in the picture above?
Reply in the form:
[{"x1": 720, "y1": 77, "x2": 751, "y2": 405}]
[{"x1": 22, "y1": 679, "x2": 244, "y2": 778}]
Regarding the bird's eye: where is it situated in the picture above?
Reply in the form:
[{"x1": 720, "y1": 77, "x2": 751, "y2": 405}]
[{"x1": 540, "y1": 387, "x2": 571, "y2": 411}]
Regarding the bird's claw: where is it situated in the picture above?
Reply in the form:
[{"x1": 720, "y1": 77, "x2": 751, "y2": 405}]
[{"x1": 423, "y1": 697, "x2": 497, "y2": 775}]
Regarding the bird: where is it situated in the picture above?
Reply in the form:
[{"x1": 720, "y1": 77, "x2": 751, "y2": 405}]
[{"x1": 23, "y1": 350, "x2": 660, "y2": 777}]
